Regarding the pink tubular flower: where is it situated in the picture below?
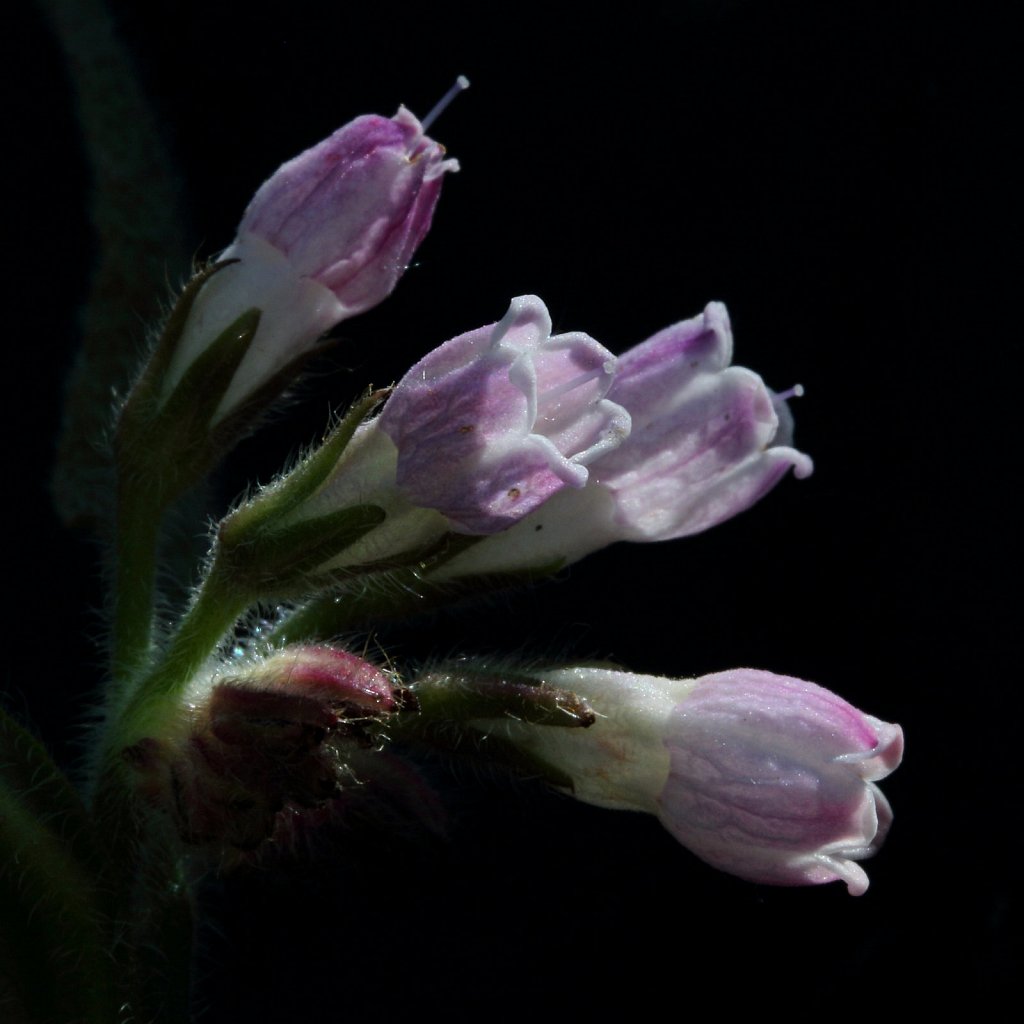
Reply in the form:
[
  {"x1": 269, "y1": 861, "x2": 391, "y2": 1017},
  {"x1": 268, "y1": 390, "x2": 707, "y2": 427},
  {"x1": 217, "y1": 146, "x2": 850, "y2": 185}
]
[
  {"x1": 376, "y1": 295, "x2": 630, "y2": 534},
  {"x1": 475, "y1": 666, "x2": 902, "y2": 894},
  {"x1": 230, "y1": 107, "x2": 455, "y2": 313},
  {"x1": 165, "y1": 107, "x2": 458, "y2": 419},
  {"x1": 594, "y1": 302, "x2": 812, "y2": 540},
  {"x1": 433, "y1": 301, "x2": 810, "y2": 576},
  {"x1": 658, "y1": 669, "x2": 903, "y2": 895}
]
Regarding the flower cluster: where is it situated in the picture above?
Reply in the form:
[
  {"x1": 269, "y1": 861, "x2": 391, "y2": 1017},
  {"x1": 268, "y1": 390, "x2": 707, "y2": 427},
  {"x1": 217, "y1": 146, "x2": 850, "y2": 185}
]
[
  {"x1": 433, "y1": 300, "x2": 814, "y2": 578},
  {"x1": 103, "y1": 89, "x2": 901, "y2": 901},
  {"x1": 3, "y1": 80, "x2": 913, "y2": 1024}
]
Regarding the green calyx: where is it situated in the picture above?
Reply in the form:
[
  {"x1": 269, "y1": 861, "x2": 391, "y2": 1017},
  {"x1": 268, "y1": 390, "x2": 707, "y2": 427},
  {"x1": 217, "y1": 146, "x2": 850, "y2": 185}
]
[
  {"x1": 272, "y1": 548, "x2": 565, "y2": 643},
  {"x1": 217, "y1": 503, "x2": 387, "y2": 598},
  {"x1": 385, "y1": 668, "x2": 597, "y2": 792},
  {"x1": 410, "y1": 668, "x2": 597, "y2": 729},
  {"x1": 117, "y1": 303, "x2": 262, "y2": 507},
  {"x1": 221, "y1": 389, "x2": 387, "y2": 540},
  {"x1": 214, "y1": 390, "x2": 393, "y2": 600}
]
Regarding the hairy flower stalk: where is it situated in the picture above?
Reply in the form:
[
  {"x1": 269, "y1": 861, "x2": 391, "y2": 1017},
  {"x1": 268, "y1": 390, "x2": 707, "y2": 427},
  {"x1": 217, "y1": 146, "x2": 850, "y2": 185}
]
[{"x1": 467, "y1": 666, "x2": 902, "y2": 894}]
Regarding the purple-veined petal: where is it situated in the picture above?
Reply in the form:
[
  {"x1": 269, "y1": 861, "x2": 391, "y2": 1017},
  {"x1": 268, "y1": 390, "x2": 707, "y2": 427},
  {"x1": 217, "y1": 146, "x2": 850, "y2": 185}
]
[
  {"x1": 658, "y1": 669, "x2": 903, "y2": 894},
  {"x1": 378, "y1": 296, "x2": 629, "y2": 534}
]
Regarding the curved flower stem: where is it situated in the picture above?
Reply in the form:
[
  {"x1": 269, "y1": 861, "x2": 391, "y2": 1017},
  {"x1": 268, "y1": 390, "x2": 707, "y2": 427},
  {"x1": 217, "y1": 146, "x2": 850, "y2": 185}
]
[
  {"x1": 90, "y1": 557, "x2": 247, "y2": 1017},
  {"x1": 110, "y1": 565, "x2": 248, "y2": 757}
]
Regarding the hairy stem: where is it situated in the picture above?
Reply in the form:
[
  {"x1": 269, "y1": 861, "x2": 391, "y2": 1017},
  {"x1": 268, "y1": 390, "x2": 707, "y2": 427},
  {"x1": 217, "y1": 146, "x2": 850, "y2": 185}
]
[
  {"x1": 110, "y1": 566, "x2": 247, "y2": 757},
  {"x1": 111, "y1": 479, "x2": 163, "y2": 688}
]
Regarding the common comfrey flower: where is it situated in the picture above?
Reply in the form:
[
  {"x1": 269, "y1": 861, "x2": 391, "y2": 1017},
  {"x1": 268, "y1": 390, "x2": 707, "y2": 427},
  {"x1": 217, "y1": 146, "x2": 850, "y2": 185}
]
[
  {"x1": 162, "y1": 106, "x2": 459, "y2": 421},
  {"x1": 376, "y1": 294, "x2": 630, "y2": 533},
  {"x1": 125, "y1": 645, "x2": 404, "y2": 851},
  {"x1": 475, "y1": 666, "x2": 902, "y2": 894},
  {"x1": 226, "y1": 295, "x2": 630, "y2": 585},
  {"x1": 433, "y1": 302, "x2": 811, "y2": 577}
]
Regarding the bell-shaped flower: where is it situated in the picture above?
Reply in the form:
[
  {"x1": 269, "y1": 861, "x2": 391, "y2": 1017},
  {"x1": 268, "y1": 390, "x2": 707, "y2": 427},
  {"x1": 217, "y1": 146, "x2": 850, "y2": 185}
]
[
  {"x1": 162, "y1": 106, "x2": 459, "y2": 422},
  {"x1": 591, "y1": 301, "x2": 812, "y2": 539},
  {"x1": 474, "y1": 666, "x2": 902, "y2": 894},
  {"x1": 433, "y1": 302, "x2": 811, "y2": 577},
  {"x1": 215, "y1": 296, "x2": 630, "y2": 587},
  {"x1": 376, "y1": 294, "x2": 630, "y2": 534},
  {"x1": 657, "y1": 669, "x2": 902, "y2": 894}
]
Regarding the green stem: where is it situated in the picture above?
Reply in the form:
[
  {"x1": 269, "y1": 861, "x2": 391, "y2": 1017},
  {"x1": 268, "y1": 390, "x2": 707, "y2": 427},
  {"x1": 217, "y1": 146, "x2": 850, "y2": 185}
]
[
  {"x1": 109, "y1": 562, "x2": 248, "y2": 758},
  {"x1": 90, "y1": 776, "x2": 195, "y2": 1024},
  {"x1": 112, "y1": 477, "x2": 164, "y2": 688},
  {"x1": 1, "y1": 710, "x2": 121, "y2": 1023}
]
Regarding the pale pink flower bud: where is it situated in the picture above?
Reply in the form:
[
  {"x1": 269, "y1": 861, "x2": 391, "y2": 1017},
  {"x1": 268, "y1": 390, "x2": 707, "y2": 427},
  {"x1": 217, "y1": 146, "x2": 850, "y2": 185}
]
[
  {"x1": 476, "y1": 667, "x2": 902, "y2": 894},
  {"x1": 230, "y1": 107, "x2": 456, "y2": 313},
  {"x1": 165, "y1": 107, "x2": 458, "y2": 420}
]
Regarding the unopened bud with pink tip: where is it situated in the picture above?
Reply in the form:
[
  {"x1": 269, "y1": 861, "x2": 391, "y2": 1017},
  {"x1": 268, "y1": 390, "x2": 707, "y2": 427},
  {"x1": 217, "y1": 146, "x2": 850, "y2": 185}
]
[{"x1": 126, "y1": 645, "x2": 406, "y2": 851}]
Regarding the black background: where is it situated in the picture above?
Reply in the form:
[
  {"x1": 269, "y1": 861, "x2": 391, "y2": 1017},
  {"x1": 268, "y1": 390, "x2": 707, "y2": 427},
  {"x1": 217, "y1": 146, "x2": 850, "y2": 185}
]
[{"x1": 8, "y1": 0, "x2": 1012, "y2": 1016}]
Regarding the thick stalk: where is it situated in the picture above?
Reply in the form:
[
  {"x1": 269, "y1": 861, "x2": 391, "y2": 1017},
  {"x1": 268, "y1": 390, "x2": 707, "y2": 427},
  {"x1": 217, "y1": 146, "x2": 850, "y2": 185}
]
[{"x1": 110, "y1": 565, "x2": 247, "y2": 756}]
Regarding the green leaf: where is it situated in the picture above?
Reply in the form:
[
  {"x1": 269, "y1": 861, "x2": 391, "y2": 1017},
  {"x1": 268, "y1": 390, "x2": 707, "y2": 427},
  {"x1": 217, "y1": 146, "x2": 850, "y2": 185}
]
[
  {"x1": 0, "y1": 708, "x2": 118, "y2": 1023},
  {"x1": 42, "y1": 0, "x2": 191, "y2": 531}
]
